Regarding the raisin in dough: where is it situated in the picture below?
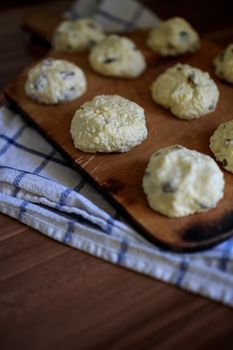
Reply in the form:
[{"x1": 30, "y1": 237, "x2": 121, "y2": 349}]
[
  {"x1": 142, "y1": 145, "x2": 224, "y2": 218},
  {"x1": 210, "y1": 120, "x2": 233, "y2": 173},
  {"x1": 52, "y1": 18, "x2": 106, "y2": 52},
  {"x1": 151, "y1": 63, "x2": 219, "y2": 120},
  {"x1": 213, "y1": 43, "x2": 233, "y2": 84},
  {"x1": 70, "y1": 95, "x2": 148, "y2": 153},
  {"x1": 88, "y1": 35, "x2": 146, "y2": 78},
  {"x1": 25, "y1": 58, "x2": 87, "y2": 104},
  {"x1": 147, "y1": 17, "x2": 200, "y2": 56}
]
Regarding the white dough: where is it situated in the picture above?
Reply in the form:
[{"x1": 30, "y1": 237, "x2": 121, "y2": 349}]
[
  {"x1": 151, "y1": 63, "x2": 219, "y2": 120},
  {"x1": 70, "y1": 95, "x2": 148, "y2": 153},
  {"x1": 210, "y1": 120, "x2": 233, "y2": 173},
  {"x1": 213, "y1": 43, "x2": 233, "y2": 84},
  {"x1": 89, "y1": 35, "x2": 146, "y2": 78},
  {"x1": 147, "y1": 17, "x2": 200, "y2": 56},
  {"x1": 25, "y1": 58, "x2": 87, "y2": 104},
  {"x1": 143, "y1": 145, "x2": 224, "y2": 218},
  {"x1": 52, "y1": 18, "x2": 106, "y2": 52}
]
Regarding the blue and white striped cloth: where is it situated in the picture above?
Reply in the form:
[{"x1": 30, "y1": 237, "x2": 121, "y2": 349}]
[
  {"x1": 1, "y1": 0, "x2": 233, "y2": 307},
  {"x1": 65, "y1": 0, "x2": 160, "y2": 32}
]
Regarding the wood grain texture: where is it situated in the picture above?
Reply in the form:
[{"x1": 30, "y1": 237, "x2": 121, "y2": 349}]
[
  {"x1": 1, "y1": 216, "x2": 233, "y2": 350},
  {"x1": 1, "y1": 4, "x2": 233, "y2": 350},
  {"x1": 5, "y1": 32, "x2": 233, "y2": 252}
]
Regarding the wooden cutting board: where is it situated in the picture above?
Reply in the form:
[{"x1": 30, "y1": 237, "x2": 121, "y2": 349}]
[
  {"x1": 22, "y1": 10, "x2": 62, "y2": 48},
  {"x1": 5, "y1": 28, "x2": 233, "y2": 252}
]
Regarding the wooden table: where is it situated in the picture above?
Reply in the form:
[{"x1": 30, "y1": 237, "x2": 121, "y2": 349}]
[{"x1": 1, "y1": 2, "x2": 233, "y2": 349}]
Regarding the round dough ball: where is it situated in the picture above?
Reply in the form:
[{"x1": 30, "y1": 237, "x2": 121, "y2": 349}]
[
  {"x1": 151, "y1": 63, "x2": 219, "y2": 120},
  {"x1": 210, "y1": 120, "x2": 233, "y2": 173},
  {"x1": 213, "y1": 43, "x2": 233, "y2": 84},
  {"x1": 143, "y1": 145, "x2": 224, "y2": 218},
  {"x1": 147, "y1": 17, "x2": 200, "y2": 56},
  {"x1": 70, "y1": 95, "x2": 148, "y2": 153},
  {"x1": 52, "y1": 18, "x2": 106, "y2": 52},
  {"x1": 88, "y1": 35, "x2": 146, "y2": 78},
  {"x1": 25, "y1": 58, "x2": 87, "y2": 104}
]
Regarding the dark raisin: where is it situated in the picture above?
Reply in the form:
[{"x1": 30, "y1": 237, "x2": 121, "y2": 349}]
[
  {"x1": 222, "y1": 159, "x2": 228, "y2": 166},
  {"x1": 172, "y1": 145, "x2": 182, "y2": 150},
  {"x1": 89, "y1": 39, "x2": 97, "y2": 48},
  {"x1": 162, "y1": 181, "x2": 177, "y2": 193},
  {"x1": 60, "y1": 71, "x2": 75, "y2": 79},
  {"x1": 34, "y1": 74, "x2": 47, "y2": 91},
  {"x1": 167, "y1": 43, "x2": 174, "y2": 49},
  {"x1": 187, "y1": 73, "x2": 198, "y2": 88},
  {"x1": 199, "y1": 202, "x2": 209, "y2": 209},
  {"x1": 144, "y1": 171, "x2": 150, "y2": 177},
  {"x1": 179, "y1": 31, "x2": 189, "y2": 39},
  {"x1": 69, "y1": 86, "x2": 76, "y2": 91},
  {"x1": 43, "y1": 58, "x2": 53, "y2": 66},
  {"x1": 103, "y1": 57, "x2": 117, "y2": 64},
  {"x1": 190, "y1": 43, "x2": 199, "y2": 51},
  {"x1": 224, "y1": 139, "x2": 233, "y2": 146},
  {"x1": 208, "y1": 104, "x2": 215, "y2": 111},
  {"x1": 88, "y1": 21, "x2": 98, "y2": 30},
  {"x1": 63, "y1": 92, "x2": 72, "y2": 101},
  {"x1": 177, "y1": 65, "x2": 182, "y2": 71},
  {"x1": 152, "y1": 150, "x2": 161, "y2": 158}
]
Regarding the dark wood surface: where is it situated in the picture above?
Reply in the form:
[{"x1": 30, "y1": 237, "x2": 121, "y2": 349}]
[
  {"x1": 5, "y1": 31, "x2": 233, "y2": 252},
  {"x1": 1, "y1": 3, "x2": 233, "y2": 350}
]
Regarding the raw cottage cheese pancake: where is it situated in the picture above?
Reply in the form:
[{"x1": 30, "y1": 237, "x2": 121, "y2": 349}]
[
  {"x1": 151, "y1": 63, "x2": 219, "y2": 120},
  {"x1": 147, "y1": 17, "x2": 200, "y2": 56},
  {"x1": 70, "y1": 95, "x2": 148, "y2": 153},
  {"x1": 213, "y1": 43, "x2": 233, "y2": 84},
  {"x1": 25, "y1": 58, "x2": 87, "y2": 104},
  {"x1": 143, "y1": 145, "x2": 224, "y2": 218},
  {"x1": 89, "y1": 35, "x2": 146, "y2": 78},
  {"x1": 210, "y1": 120, "x2": 233, "y2": 173},
  {"x1": 52, "y1": 18, "x2": 106, "y2": 52}
]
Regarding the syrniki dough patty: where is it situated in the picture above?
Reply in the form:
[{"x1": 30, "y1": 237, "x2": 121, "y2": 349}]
[
  {"x1": 147, "y1": 17, "x2": 200, "y2": 56},
  {"x1": 213, "y1": 43, "x2": 233, "y2": 84},
  {"x1": 151, "y1": 63, "x2": 219, "y2": 120},
  {"x1": 70, "y1": 95, "x2": 148, "y2": 153},
  {"x1": 52, "y1": 18, "x2": 106, "y2": 52},
  {"x1": 142, "y1": 145, "x2": 224, "y2": 218},
  {"x1": 210, "y1": 120, "x2": 233, "y2": 173},
  {"x1": 89, "y1": 35, "x2": 146, "y2": 78},
  {"x1": 25, "y1": 58, "x2": 87, "y2": 104}
]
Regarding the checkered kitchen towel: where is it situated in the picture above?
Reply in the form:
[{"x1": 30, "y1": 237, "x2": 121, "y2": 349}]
[
  {"x1": 65, "y1": 0, "x2": 160, "y2": 32},
  {"x1": 1, "y1": 0, "x2": 233, "y2": 307}
]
